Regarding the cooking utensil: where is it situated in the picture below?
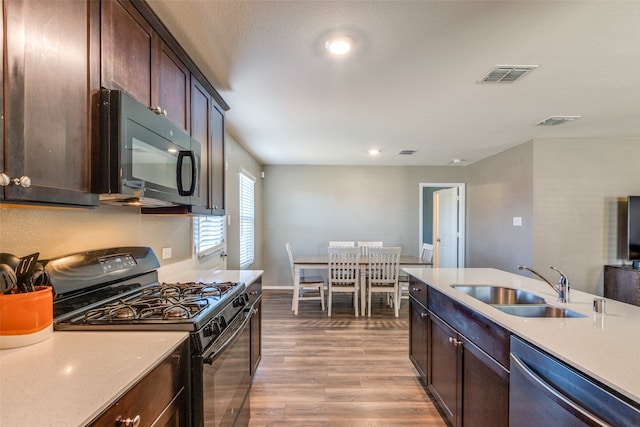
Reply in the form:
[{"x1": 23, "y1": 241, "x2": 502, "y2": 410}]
[
  {"x1": 0, "y1": 253, "x2": 20, "y2": 270},
  {"x1": 0, "y1": 263, "x2": 17, "y2": 294},
  {"x1": 15, "y1": 252, "x2": 39, "y2": 293}
]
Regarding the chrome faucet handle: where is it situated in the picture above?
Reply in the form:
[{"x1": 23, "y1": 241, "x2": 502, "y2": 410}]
[{"x1": 549, "y1": 266, "x2": 570, "y2": 303}]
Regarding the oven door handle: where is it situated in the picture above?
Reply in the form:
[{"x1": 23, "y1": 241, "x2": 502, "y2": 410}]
[{"x1": 203, "y1": 306, "x2": 255, "y2": 365}]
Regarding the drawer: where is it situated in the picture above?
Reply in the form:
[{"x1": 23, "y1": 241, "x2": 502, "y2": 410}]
[
  {"x1": 89, "y1": 340, "x2": 190, "y2": 426},
  {"x1": 409, "y1": 276, "x2": 428, "y2": 306},
  {"x1": 428, "y1": 286, "x2": 510, "y2": 368}
]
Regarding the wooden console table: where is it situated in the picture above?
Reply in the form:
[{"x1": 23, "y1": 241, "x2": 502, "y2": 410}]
[{"x1": 604, "y1": 265, "x2": 640, "y2": 306}]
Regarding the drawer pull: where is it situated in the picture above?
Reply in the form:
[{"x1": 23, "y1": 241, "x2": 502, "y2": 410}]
[{"x1": 117, "y1": 415, "x2": 141, "y2": 427}]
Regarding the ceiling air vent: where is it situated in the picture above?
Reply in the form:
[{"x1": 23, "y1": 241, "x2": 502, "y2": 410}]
[
  {"x1": 480, "y1": 65, "x2": 538, "y2": 83},
  {"x1": 536, "y1": 116, "x2": 581, "y2": 126},
  {"x1": 397, "y1": 149, "x2": 417, "y2": 155}
]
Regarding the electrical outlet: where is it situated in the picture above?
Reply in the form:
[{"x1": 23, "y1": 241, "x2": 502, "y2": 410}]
[{"x1": 161, "y1": 247, "x2": 172, "y2": 259}]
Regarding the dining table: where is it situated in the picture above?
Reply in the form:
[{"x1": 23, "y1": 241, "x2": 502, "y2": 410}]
[{"x1": 292, "y1": 254, "x2": 431, "y2": 315}]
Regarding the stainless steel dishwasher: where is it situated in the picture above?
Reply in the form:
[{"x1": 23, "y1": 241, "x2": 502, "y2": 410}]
[{"x1": 510, "y1": 336, "x2": 640, "y2": 426}]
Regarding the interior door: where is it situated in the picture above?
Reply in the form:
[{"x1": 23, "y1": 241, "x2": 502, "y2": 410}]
[{"x1": 435, "y1": 187, "x2": 459, "y2": 267}]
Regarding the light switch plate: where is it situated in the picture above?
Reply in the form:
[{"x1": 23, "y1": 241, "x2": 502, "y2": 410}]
[{"x1": 513, "y1": 217, "x2": 523, "y2": 227}]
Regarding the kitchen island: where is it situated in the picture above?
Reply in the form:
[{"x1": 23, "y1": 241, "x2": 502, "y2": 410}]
[{"x1": 406, "y1": 267, "x2": 640, "y2": 424}]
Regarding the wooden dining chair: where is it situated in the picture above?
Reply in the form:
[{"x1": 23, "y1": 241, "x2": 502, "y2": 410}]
[
  {"x1": 367, "y1": 246, "x2": 401, "y2": 317},
  {"x1": 327, "y1": 246, "x2": 360, "y2": 317},
  {"x1": 421, "y1": 243, "x2": 434, "y2": 265},
  {"x1": 357, "y1": 241, "x2": 383, "y2": 256},
  {"x1": 329, "y1": 241, "x2": 355, "y2": 247},
  {"x1": 286, "y1": 243, "x2": 325, "y2": 313}
]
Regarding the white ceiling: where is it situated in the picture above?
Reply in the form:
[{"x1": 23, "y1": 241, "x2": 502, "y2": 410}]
[{"x1": 146, "y1": 0, "x2": 640, "y2": 166}]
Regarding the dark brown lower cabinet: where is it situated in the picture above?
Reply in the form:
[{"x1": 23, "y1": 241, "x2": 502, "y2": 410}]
[
  {"x1": 89, "y1": 340, "x2": 190, "y2": 427},
  {"x1": 427, "y1": 312, "x2": 509, "y2": 427},
  {"x1": 409, "y1": 296, "x2": 429, "y2": 380},
  {"x1": 460, "y1": 335, "x2": 509, "y2": 427},
  {"x1": 428, "y1": 313, "x2": 460, "y2": 425}
]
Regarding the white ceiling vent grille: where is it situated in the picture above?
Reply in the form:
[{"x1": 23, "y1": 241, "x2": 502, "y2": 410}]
[
  {"x1": 536, "y1": 116, "x2": 581, "y2": 126},
  {"x1": 480, "y1": 65, "x2": 538, "y2": 83},
  {"x1": 397, "y1": 149, "x2": 417, "y2": 155}
]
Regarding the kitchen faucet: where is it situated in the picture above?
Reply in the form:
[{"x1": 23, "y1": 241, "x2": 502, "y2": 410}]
[{"x1": 518, "y1": 265, "x2": 570, "y2": 303}]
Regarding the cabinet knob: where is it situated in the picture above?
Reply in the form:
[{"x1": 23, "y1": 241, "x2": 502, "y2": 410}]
[
  {"x1": 420, "y1": 312, "x2": 427, "y2": 318},
  {"x1": 0, "y1": 174, "x2": 31, "y2": 188},
  {"x1": 448, "y1": 337, "x2": 462, "y2": 347},
  {"x1": 151, "y1": 105, "x2": 167, "y2": 116},
  {"x1": 411, "y1": 287, "x2": 420, "y2": 292},
  {"x1": 117, "y1": 415, "x2": 141, "y2": 427}
]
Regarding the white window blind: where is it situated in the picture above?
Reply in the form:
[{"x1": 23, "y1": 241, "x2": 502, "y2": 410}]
[
  {"x1": 194, "y1": 215, "x2": 225, "y2": 258},
  {"x1": 239, "y1": 170, "x2": 255, "y2": 267}
]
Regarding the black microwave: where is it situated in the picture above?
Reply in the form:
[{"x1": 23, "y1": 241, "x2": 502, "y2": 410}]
[{"x1": 94, "y1": 89, "x2": 201, "y2": 207}]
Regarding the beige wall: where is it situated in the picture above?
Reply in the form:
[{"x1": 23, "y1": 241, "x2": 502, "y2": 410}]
[
  {"x1": 533, "y1": 137, "x2": 640, "y2": 295},
  {"x1": 224, "y1": 133, "x2": 264, "y2": 270},
  {"x1": 0, "y1": 203, "x2": 192, "y2": 263},
  {"x1": 262, "y1": 165, "x2": 463, "y2": 287},
  {"x1": 466, "y1": 141, "x2": 534, "y2": 274}
]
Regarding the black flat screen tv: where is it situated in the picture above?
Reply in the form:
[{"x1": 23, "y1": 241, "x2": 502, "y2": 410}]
[{"x1": 628, "y1": 196, "x2": 640, "y2": 269}]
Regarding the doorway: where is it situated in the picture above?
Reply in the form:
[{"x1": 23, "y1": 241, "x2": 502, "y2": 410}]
[{"x1": 419, "y1": 183, "x2": 466, "y2": 267}]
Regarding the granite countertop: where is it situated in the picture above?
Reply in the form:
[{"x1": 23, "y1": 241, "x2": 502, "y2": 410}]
[
  {"x1": 0, "y1": 269, "x2": 264, "y2": 426},
  {"x1": 404, "y1": 267, "x2": 640, "y2": 403}
]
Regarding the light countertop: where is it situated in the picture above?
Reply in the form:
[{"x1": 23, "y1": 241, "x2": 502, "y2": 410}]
[
  {"x1": 0, "y1": 331, "x2": 188, "y2": 426},
  {"x1": 404, "y1": 267, "x2": 640, "y2": 403},
  {"x1": 0, "y1": 269, "x2": 263, "y2": 427},
  {"x1": 158, "y1": 266, "x2": 264, "y2": 287}
]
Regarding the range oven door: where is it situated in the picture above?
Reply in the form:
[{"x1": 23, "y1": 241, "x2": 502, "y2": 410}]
[
  {"x1": 98, "y1": 89, "x2": 202, "y2": 207},
  {"x1": 193, "y1": 306, "x2": 254, "y2": 427}
]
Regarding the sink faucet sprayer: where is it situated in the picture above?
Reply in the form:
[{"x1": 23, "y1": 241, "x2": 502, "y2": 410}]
[{"x1": 518, "y1": 265, "x2": 570, "y2": 303}]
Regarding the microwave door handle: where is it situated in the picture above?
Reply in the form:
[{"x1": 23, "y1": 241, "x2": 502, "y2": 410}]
[{"x1": 176, "y1": 150, "x2": 197, "y2": 196}]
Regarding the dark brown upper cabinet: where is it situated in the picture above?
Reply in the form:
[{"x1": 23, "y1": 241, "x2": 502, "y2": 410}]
[
  {"x1": 1, "y1": 0, "x2": 99, "y2": 207},
  {"x1": 101, "y1": 0, "x2": 190, "y2": 134}
]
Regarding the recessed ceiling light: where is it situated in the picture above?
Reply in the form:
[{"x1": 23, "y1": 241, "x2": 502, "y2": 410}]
[
  {"x1": 449, "y1": 158, "x2": 467, "y2": 166},
  {"x1": 368, "y1": 149, "x2": 380, "y2": 155},
  {"x1": 325, "y1": 35, "x2": 354, "y2": 56}
]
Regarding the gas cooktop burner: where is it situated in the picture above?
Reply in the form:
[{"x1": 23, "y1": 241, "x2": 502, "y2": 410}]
[
  {"x1": 76, "y1": 281, "x2": 242, "y2": 323},
  {"x1": 148, "y1": 281, "x2": 239, "y2": 298}
]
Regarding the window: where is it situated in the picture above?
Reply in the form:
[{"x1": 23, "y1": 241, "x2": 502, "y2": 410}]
[
  {"x1": 194, "y1": 215, "x2": 225, "y2": 258},
  {"x1": 239, "y1": 170, "x2": 256, "y2": 267}
]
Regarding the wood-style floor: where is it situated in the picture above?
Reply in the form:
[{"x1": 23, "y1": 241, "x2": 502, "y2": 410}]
[{"x1": 248, "y1": 290, "x2": 446, "y2": 426}]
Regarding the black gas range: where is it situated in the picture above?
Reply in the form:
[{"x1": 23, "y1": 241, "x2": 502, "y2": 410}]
[
  {"x1": 46, "y1": 247, "x2": 249, "y2": 351},
  {"x1": 51, "y1": 247, "x2": 248, "y2": 353}
]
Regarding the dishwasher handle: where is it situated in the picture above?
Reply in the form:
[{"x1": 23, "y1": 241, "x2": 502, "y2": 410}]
[
  {"x1": 203, "y1": 306, "x2": 255, "y2": 365},
  {"x1": 510, "y1": 353, "x2": 610, "y2": 427}
]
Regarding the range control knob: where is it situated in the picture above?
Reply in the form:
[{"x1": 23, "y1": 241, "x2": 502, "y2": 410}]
[
  {"x1": 203, "y1": 319, "x2": 220, "y2": 337},
  {"x1": 233, "y1": 295, "x2": 247, "y2": 308}
]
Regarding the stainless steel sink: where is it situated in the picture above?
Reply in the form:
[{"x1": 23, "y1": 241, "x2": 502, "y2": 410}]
[
  {"x1": 450, "y1": 285, "x2": 586, "y2": 318},
  {"x1": 451, "y1": 285, "x2": 546, "y2": 305},
  {"x1": 493, "y1": 304, "x2": 586, "y2": 318}
]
